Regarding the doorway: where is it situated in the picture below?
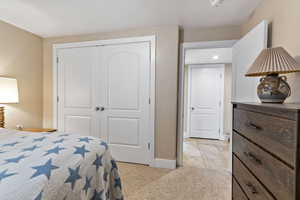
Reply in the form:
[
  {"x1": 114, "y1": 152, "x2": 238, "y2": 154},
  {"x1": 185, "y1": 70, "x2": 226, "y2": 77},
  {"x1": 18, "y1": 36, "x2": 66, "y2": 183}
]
[
  {"x1": 183, "y1": 63, "x2": 230, "y2": 170},
  {"x1": 183, "y1": 59, "x2": 232, "y2": 170},
  {"x1": 53, "y1": 36, "x2": 156, "y2": 165},
  {"x1": 178, "y1": 20, "x2": 268, "y2": 169}
]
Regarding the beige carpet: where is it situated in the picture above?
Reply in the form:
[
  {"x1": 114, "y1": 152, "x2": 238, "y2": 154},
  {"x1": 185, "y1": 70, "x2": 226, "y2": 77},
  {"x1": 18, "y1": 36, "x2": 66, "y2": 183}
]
[{"x1": 118, "y1": 139, "x2": 231, "y2": 200}]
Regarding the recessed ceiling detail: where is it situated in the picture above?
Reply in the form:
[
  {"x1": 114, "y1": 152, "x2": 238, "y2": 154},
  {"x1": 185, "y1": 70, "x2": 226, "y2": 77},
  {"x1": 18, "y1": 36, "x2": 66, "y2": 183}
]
[{"x1": 0, "y1": 0, "x2": 262, "y2": 37}]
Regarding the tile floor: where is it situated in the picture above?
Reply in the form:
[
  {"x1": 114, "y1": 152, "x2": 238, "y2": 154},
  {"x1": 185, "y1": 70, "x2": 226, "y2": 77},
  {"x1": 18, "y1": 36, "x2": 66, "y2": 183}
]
[{"x1": 183, "y1": 138, "x2": 230, "y2": 171}]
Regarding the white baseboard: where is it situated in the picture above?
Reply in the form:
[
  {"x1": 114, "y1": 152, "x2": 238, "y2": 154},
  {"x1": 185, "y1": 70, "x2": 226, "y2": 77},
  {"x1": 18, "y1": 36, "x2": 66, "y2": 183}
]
[
  {"x1": 219, "y1": 135, "x2": 225, "y2": 141},
  {"x1": 183, "y1": 131, "x2": 189, "y2": 139},
  {"x1": 150, "y1": 158, "x2": 176, "y2": 169}
]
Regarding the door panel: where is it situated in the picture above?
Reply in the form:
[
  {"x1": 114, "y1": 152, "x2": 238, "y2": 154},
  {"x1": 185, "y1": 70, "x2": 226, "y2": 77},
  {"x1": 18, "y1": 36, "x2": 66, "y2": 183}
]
[
  {"x1": 107, "y1": 52, "x2": 140, "y2": 110},
  {"x1": 108, "y1": 117, "x2": 139, "y2": 146},
  {"x1": 232, "y1": 20, "x2": 268, "y2": 102},
  {"x1": 64, "y1": 116, "x2": 92, "y2": 136},
  {"x1": 189, "y1": 66, "x2": 224, "y2": 139},
  {"x1": 98, "y1": 42, "x2": 150, "y2": 164},
  {"x1": 57, "y1": 46, "x2": 97, "y2": 137},
  {"x1": 64, "y1": 55, "x2": 93, "y2": 108}
]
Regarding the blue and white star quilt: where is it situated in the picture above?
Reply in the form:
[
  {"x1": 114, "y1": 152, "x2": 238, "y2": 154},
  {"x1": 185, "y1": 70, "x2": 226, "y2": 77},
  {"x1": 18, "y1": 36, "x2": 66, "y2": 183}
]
[{"x1": 0, "y1": 129, "x2": 123, "y2": 200}]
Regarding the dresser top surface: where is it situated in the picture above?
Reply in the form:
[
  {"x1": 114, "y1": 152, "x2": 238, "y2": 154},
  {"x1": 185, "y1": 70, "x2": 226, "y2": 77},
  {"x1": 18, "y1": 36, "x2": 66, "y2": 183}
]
[{"x1": 232, "y1": 102, "x2": 300, "y2": 111}]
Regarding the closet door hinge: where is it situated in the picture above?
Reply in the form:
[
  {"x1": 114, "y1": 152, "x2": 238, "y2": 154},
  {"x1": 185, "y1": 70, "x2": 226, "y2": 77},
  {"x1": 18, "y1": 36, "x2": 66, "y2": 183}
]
[
  {"x1": 149, "y1": 98, "x2": 151, "y2": 104},
  {"x1": 56, "y1": 57, "x2": 59, "y2": 63},
  {"x1": 148, "y1": 142, "x2": 151, "y2": 150},
  {"x1": 57, "y1": 96, "x2": 59, "y2": 102}
]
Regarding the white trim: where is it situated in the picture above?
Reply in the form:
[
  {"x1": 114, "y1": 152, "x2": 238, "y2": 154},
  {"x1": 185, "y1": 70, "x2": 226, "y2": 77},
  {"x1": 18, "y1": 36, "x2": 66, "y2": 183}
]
[
  {"x1": 148, "y1": 36, "x2": 156, "y2": 166},
  {"x1": 52, "y1": 36, "x2": 156, "y2": 166},
  {"x1": 220, "y1": 66, "x2": 225, "y2": 140},
  {"x1": 52, "y1": 36, "x2": 156, "y2": 49},
  {"x1": 177, "y1": 40, "x2": 237, "y2": 167},
  {"x1": 219, "y1": 135, "x2": 226, "y2": 141},
  {"x1": 52, "y1": 48, "x2": 58, "y2": 129},
  {"x1": 186, "y1": 65, "x2": 192, "y2": 138},
  {"x1": 150, "y1": 159, "x2": 176, "y2": 169}
]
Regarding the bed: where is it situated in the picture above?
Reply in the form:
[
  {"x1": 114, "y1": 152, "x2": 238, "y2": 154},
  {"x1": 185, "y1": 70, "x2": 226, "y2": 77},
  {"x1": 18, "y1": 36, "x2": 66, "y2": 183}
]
[{"x1": 0, "y1": 128, "x2": 123, "y2": 200}]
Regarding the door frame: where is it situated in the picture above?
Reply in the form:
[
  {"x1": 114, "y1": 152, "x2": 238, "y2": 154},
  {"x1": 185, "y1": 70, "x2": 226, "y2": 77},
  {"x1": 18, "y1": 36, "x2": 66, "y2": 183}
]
[
  {"x1": 52, "y1": 36, "x2": 156, "y2": 165},
  {"x1": 187, "y1": 64, "x2": 225, "y2": 140},
  {"x1": 177, "y1": 40, "x2": 237, "y2": 167}
]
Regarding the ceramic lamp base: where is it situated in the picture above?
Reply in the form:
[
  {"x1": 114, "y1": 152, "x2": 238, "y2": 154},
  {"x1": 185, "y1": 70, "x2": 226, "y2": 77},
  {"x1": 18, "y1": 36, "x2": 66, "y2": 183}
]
[{"x1": 257, "y1": 74, "x2": 291, "y2": 103}]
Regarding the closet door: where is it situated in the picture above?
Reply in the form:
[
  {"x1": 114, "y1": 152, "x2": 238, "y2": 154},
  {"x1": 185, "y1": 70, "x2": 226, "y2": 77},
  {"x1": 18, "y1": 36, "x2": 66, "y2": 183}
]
[
  {"x1": 57, "y1": 42, "x2": 152, "y2": 165},
  {"x1": 97, "y1": 42, "x2": 151, "y2": 164},
  {"x1": 57, "y1": 47, "x2": 98, "y2": 136}
]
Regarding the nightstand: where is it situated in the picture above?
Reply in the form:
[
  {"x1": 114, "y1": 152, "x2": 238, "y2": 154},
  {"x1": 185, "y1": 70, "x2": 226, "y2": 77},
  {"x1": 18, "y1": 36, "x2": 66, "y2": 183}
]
[{"x1": 20, "y1": 128, "x2": 57, "y2": 133}]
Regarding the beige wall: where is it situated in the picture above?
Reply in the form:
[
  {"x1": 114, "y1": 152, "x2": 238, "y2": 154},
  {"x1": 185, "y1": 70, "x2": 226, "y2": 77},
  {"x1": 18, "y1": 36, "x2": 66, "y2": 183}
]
[
  {"x1": 43, "y1": 26, "x2": 179, "y2": 160},
  {"x1": 0, "y1": 20, "x2": 43, "y2": 129},
  {"x1": 180, "y1": 25, "x2": 241, "y2": 43},
  {"x1": 242, "y1": 0, "x2": 300, "y2": 102}
]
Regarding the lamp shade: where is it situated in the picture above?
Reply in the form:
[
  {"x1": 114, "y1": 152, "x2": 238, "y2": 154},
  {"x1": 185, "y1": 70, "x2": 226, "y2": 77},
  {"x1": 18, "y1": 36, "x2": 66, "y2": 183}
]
[
  {"x1": 245, "y1": 47, "x2": 300, "y2": 77},
  {"x1": 0, "y1": 77, "x2": 19, "y2": 103}
]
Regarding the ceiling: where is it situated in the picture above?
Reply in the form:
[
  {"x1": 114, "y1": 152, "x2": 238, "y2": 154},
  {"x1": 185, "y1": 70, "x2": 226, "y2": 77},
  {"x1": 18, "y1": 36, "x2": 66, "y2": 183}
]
[{"x1": 0, "y1": 0, "x2": 262, "y2": 38}]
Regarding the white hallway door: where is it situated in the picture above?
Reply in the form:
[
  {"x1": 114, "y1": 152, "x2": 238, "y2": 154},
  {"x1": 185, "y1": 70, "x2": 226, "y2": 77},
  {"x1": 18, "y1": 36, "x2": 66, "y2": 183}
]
[
  {"x1": 189, "y1": 66, "x2": 224, "y2": 139},
  {"x1": 57, "y1": 42, "x2": 151, "y2": 164},
  {"x1": 232, "y1": 20, "x2": 268, "y2": 102}
]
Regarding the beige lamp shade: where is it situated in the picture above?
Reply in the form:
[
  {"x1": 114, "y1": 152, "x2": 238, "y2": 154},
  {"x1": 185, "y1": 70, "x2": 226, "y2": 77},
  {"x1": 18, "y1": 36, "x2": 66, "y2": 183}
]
[
  {"x1": 245, "y1": 47, "x2": 300, "y2": 77},
  {"x1": 0, "y1": 77, "x2": 19, "y2": 103}
]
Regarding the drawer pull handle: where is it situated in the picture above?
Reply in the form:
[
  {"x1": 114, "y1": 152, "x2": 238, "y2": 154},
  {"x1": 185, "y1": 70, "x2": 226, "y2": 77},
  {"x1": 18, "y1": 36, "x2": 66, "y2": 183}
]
[
  {"x1": 244, "y1": 152, "x2": 262, "y2": 165},
  {"x1": 246, "y1": 182, "x2": 258, "y2": 194},
  {"x1": 246, "y1": 122, "x2": 262, "y2": 130}
]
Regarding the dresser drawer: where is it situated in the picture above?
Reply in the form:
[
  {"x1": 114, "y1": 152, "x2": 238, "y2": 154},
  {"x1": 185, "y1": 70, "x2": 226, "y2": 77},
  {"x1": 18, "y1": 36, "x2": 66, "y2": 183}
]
[
  {"x1": 233, "y1": 132, "x2": 295, "y2": 200},
  {"x1": 233, "y1": 108, "x2": 296, "y2": 167},
  {"x1": 232, "y1": 177, "x2": 248, "y2": 200},
  {"x1": 233, "y1": 155, "x2": 274, "y2": 200}
]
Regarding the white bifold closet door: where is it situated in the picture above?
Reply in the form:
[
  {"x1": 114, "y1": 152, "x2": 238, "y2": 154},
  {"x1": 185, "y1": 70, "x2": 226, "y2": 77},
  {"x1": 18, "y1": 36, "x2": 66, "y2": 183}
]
[{"x1": 57, "y1": 42, "x2": 151, "y2": 164}]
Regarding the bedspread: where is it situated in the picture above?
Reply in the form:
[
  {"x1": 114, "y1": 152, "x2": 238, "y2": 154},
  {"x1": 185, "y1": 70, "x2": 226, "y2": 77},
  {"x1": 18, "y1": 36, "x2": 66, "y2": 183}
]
[{"x1": 0, "y1": 129, "x2": 123, "y2": 200}]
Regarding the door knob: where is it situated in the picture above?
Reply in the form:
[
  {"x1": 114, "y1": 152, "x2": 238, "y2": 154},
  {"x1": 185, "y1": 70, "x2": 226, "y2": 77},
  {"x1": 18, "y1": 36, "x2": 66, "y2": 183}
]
[
  {"x1": 95, "y1": 106, "x2": 105, "y2": 111},
  {"x1": 191, "y1": 107, "x2": 195, "y2": 111}
]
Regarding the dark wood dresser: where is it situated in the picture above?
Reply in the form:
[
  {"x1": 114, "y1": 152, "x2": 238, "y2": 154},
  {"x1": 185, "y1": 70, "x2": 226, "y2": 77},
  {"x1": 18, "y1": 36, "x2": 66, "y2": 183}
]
[{"x1": 232, "y1": 102, "x2": 300, "y2": 200}]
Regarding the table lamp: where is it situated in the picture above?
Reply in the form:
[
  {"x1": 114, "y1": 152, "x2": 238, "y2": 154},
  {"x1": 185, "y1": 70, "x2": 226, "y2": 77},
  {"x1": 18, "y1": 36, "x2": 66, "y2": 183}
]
[
  {"x1": 0, "y1": 77, "x2": 19, "y2": 127},
  {"x1": 245, "y1": 47, "x2": 300, "y2": 103}
]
